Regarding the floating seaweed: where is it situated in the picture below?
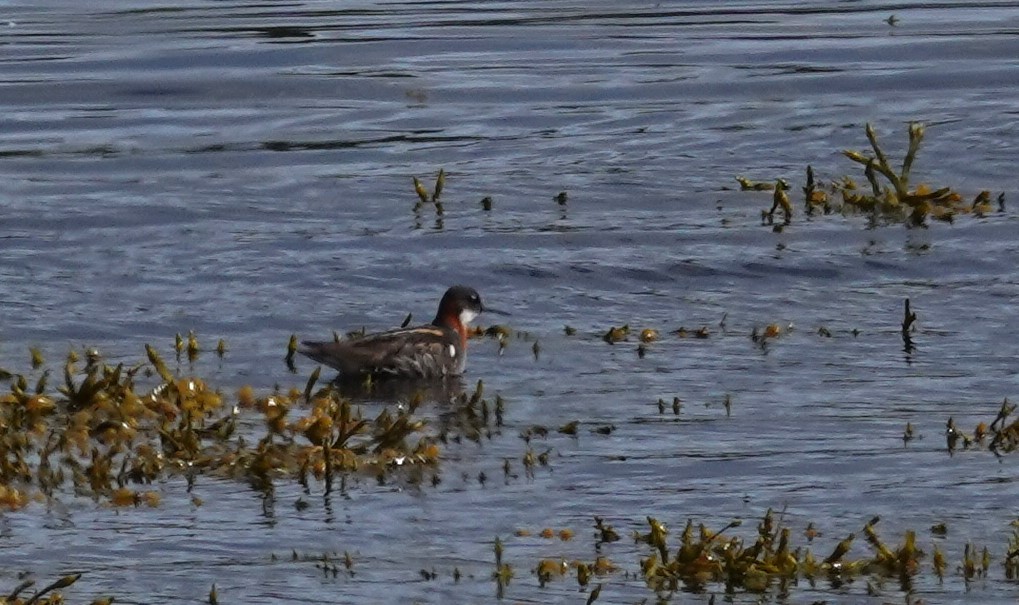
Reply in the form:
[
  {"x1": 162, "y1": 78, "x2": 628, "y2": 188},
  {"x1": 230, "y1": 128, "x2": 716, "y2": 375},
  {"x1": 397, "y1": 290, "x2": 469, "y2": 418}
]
[
  {"x1": 0, "y1": 340, "x2": 454, "y2": 508},
  {"x1": 0, "y1": 573, "x2": 89, "y2": 605},
  {"x1": 603, "y1": 325, "x2": 629, "y2": 344},
  {"x1": 765, "y1": 179, "x2": 793, "y2": 226},
  {"x1": 902, "y1": 298, "x2": 918, "y2": 354},
  {"x1": 496, "y1": 512, "x2": 939, "y2": 596},
  {"x1": 740, "y1": 122, "x2": 1004, "y2": 228},
  {"x1": 411, "y1": 168, "x2": 446, "y2": 214},
  {"x1": 736, "y1": 177, "x2": 775, "y2": 191},
  {"x1": 673, "y1": 326, "x2": 711, "y2": 339}
]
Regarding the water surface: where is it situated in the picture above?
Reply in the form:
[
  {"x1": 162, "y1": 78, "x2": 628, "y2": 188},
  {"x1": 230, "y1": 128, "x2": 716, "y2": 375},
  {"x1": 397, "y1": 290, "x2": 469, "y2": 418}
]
[{"x1": 2, "y1": 1, "x2": 1019, "y2": 603}]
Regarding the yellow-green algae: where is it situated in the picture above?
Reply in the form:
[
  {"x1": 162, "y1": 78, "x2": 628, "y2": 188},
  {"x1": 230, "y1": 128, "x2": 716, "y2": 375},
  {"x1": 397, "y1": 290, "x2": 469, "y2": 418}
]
[
  {"x1": 4, "y1": 334, "x2": 1019, "y2": 603},
  {"x1": 0, "y1": 572, "x2": 87, "y2": 605},
  {"x1": 411, "y1": 167, "x2": 445, "y2": 214},
  {"x1": 0, "y1": 339, "x2": 468, "y2": 509},
  {"x1": 487, "y1": 511, "x2": 1019, "y2": 600},
  {"x1": 16, "y1": 511, "x2": 1019, "y2": 604},
  {"x1": 742, "y1": 122, "x2": 1005, "y2": 227}
]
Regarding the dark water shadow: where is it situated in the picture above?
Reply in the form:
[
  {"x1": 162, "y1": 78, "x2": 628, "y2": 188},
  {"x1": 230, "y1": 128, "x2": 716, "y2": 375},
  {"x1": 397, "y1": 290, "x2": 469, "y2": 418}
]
[{"x1": 330, "y1": 374, "x2": 465, "y2": 405}]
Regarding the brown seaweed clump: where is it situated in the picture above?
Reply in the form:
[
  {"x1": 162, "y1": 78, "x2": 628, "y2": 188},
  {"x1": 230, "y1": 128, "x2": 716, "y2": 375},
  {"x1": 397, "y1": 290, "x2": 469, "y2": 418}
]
[
  {"x1": 499, "y1": 511, "x2": 981, "y2": 599},
  {"x1": 942, "y1": 398, "x2": 1019, "y2": 456},
  {"x1": 0, "y1": 573, "x2": 94, "y2": 605},
  {"x1": 740, "y1": 122, "x2": 1005, "y2": 227},
  {"x1": 482, "y1": 511, "x2": 1019, "y2": 601},
  {"x1": 0, "y1": 339, "x2": 444, "y2": 509},
  {"x1": 637, "y1": 512, "x2": 925, "y2": 595}
]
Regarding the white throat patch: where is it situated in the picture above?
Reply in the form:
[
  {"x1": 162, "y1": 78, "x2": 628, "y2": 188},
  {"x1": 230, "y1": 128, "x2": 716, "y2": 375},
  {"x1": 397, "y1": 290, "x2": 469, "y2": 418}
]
[{"x1": 459, "y1": 309, "x2": 479, "y2": 325}]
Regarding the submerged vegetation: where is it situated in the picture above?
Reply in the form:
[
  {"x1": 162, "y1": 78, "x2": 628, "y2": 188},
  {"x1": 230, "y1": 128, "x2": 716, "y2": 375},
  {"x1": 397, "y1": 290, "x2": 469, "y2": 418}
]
[{"x1": 741, "y1": 122, "x2": 1005, "y2": 227}]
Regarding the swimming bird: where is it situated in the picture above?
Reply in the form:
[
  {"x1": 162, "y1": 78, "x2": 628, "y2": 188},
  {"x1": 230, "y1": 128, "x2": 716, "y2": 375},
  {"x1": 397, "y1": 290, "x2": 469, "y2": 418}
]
[{"x1": 299, "y1": 285, "x2": 495, "y2": 379}]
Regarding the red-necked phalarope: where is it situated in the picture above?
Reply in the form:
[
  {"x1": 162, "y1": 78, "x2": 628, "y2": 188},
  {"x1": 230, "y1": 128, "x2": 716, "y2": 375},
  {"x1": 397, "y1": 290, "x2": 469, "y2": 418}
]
[{"x1": 300, "y1": 285, "x2": 500, "y2": 378}]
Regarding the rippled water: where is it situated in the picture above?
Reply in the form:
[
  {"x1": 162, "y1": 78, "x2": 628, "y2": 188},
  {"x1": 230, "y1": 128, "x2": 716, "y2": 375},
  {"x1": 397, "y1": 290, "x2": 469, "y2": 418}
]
[{"x1": 2, "y1": 1, "x2": 1019, "y2": 603}]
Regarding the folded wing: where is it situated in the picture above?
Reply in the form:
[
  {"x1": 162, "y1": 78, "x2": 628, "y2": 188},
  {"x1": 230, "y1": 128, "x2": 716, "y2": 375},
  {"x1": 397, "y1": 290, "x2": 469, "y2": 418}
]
[{"x1": 299, "y1": 326, "x2": 459, "y2": 378}]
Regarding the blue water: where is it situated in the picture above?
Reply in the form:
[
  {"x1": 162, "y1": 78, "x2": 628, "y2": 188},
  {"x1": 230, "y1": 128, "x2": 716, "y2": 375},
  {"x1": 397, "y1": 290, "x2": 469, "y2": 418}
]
[{"x1": 1, "y1": 1, "x2": 1019, "y2": 603}]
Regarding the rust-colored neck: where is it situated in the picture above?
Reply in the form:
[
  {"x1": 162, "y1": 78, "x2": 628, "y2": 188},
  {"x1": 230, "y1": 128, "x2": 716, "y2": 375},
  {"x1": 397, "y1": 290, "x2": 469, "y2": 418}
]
[{"x1": 433, "y1": 311, "x2": 468, "y2": 351}]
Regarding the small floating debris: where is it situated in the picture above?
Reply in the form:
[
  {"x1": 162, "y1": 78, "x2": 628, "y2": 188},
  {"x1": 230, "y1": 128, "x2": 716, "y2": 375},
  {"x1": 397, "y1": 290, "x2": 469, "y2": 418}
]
[
  {"x1": 673, "y1": 326, "x2": 710, "y2": 339},
  {"x1": 902, "y1": 298, "x2": 917, "y2": 353},
  {"x1": 903, "y1": 422, "x2": 916, "y2": 445},
  {"x1": 285, "y1": 334, "x2": 298, "y2": 371},
  {"x1": 736, "y1": 176, "x2": 775, "y2": 191},
  {"x1": 766, "y1": 179, "x2": 793, "y2": 225},
  {"x1": 413, "y1": 176, "x2": 430, "y2": 205},
  {"x1": 603, "y1": 324, "x2": 629, "y2": 344},
  {"x1": 558, "y1": 420, "x2": 578, "y2": 436},
  {"x1": 30, "y1": 347, "x2": 44, "y2": 369},
  {"x1": 412, "y1": 168, "x2": 446, "y2": 214},
  {"x1": 639, "y1": 328, "x2": 659, "y2": 343},
  {"x1": 751, "y1": 323, "x2": 789, "y2": 345}
]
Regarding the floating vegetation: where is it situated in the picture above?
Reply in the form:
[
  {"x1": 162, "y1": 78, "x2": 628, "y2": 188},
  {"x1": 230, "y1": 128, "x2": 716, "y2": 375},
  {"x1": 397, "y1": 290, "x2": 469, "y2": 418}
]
[
  {"x1": 656, "y1": 397, "x2": 682, "y2": 415},
  {"x1": 0, "y1": 572, "x2": 95, "y2": 605},
  {"x1": 751, "y1": 323, "x2": 791, "y2": 348},
  {"x1": 603, "y1": 324, "x2": 629, "y2": 344},
  {"x1": 673, "y1": 326, "x2": 711, "y2": 339},
  {"x1": 764, "y1": 179, "x2": 792, "y2": 226},
  {"x1": 229, "y1": 510, "x2": 1019, "y2": 602},
  {"x1": 435, "y1": 380, "x2": 504, "y2": 445},
  {"x1": 736, "y1": 176, "x2": 775, "y2": 191},
  {"x1": 477, "y1": 323, "x2": 536, "y2": 344},
  {"x1": 484, "y1": 324, "x2": 513, "y2": 340},
  {"x1": 940, "y1": 398, "x2": 1019, "y2": 457},
  {"x1": 514, "y1": 527, "x2": 575, "y2": 541},
  {"x1": 740, "y1": 122, "x2": 1005, "y2": 227},
  {"x1": 902, "y1": 298, "x2": 918, "y2": 353},
  {"x1": 473, "y1": 510, "x2": 1019, "y2": 601},
  {"x1": 412, "y1": 168, "x2": 445, "y2": 214},
  {"x1": 30, "y1": 347, "x2": 45, "y2": 369},
  {"x1": 591, "y1": 324, "x2": 713, "y2": 344},
  {"x1": 0, "y1": 339, "x2": 465, "y2": 507},
  {"x1": 903, "y1": 422, "x2": 916, "y2": 445},
  {"x1": 639, "y1": 328, "x2": 659, "y2": 343},
  {"x1": 285, "y1": 334, "x2": 298, "y2": 372},
  {"x1": 473, "y1": 322, "x2": 538, "y2": 358}
]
